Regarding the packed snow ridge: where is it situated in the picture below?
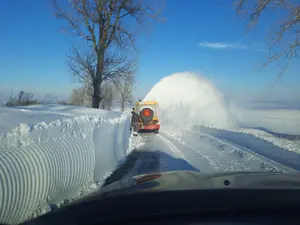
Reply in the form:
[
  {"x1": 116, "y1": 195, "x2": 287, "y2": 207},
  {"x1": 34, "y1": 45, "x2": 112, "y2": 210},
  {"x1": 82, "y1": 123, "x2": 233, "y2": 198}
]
[
  {"x1": 144, "y1": 72, "x2": 236, "y2": 131},
  {"x1": 0, "y1": 105, "x2": 132, "y2": 224}
]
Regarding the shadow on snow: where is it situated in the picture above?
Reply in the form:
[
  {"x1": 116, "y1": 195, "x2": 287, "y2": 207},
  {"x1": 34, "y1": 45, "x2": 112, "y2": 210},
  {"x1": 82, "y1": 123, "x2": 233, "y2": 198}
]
[{"x1": 103, "y1": 148, "x2": 199, "y2": 187}]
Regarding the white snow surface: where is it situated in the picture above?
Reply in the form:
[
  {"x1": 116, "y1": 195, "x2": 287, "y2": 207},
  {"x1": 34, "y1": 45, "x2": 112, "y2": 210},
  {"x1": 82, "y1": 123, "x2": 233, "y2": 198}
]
[
  {"x1": 235, "y1": 128, "x2": 300, "y2": 154},
  {"x1": 0, "y1": 105, "x2": 131, "y2": 224},
  {"x1": 0, "y1": 104, "x2": 121, "y2": 135},
  {"x1": 235, "y1": 108, "x2": 300, "y2": 135},
  {"x1": 160, "y1": 131, "x2": 294, "y2": 173},
  {"x1": 232, "y1": 106, "x2": 300, "y2": 153},
  {"x1": 144, "y1": 72, "x2": 236, "y2": 130}
]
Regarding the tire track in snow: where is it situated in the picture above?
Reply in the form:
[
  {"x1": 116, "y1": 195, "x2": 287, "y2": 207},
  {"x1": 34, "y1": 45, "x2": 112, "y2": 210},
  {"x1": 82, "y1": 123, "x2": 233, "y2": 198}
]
[
  {"x1": 161, "y1": 131, "x2": 295, "y2": 173},
  {"x1": 160, "y1": 132, "x2": 228, "y2": 172},
  {"x1": 219, "y1": 137, "x2": 297, "y2": 173},
  {"x1": 157, "y1": 134, "x2": 185, "y2": 159},
  {"x1": 179, "y1": 130, "x2": 296, "y2": 173}
]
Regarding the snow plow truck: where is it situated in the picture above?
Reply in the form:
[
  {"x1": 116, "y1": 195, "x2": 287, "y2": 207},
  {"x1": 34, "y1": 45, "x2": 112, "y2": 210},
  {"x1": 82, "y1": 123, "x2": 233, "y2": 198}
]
[{"x1": 134, "y1": 101, "x2": 160, "y2": 134}]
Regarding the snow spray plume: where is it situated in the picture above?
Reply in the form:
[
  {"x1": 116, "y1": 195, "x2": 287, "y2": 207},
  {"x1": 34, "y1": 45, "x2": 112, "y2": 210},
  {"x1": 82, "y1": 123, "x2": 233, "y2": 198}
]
[{"x1": 144, "y1": 72, "x2": 236, "y2": 131}]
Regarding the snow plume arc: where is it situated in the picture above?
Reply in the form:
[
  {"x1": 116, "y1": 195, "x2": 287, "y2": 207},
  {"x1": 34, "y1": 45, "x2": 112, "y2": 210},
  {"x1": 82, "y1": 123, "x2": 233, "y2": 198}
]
[{"x1": 144, "y1": 72, "x2": 235, "y2": 130}]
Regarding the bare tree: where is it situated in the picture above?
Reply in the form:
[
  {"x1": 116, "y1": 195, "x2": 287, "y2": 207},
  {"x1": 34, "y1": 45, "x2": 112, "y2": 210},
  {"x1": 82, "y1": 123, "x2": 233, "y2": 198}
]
[
  {"x1": 69, "y1": 44, "x2": 136, "y2": 106},
  {"x1": 236, "y1": 0, "x2": 300, "y2": 80},
  {"x1": 68, "y1": 45, "x2": 136, "y2": 107},
  {"x1": 100, "y1": 82, "x2": 114, "y2": 110},
  {"x1": 54, "y1": 0, "x2": 163, "y2": 108},
  {"x1": 70, "y1": 87, "x2": 85, "y2": 106},
  {"x1": 42, "y1": 94, "x2": 58, "y2": 104},
  {"x1": 115, "y1": 72, "x2": 135, "y2": 112},
  {"x1": 68, "y1": 46, "x2": 96, "y2": 84}
]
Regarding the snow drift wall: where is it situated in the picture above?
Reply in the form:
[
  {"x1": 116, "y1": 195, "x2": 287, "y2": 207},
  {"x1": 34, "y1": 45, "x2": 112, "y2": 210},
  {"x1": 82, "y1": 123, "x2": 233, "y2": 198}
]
[
  {"x1": 144, "y1": 72, "x2": 236, "y2": 130},
  {"x1": 0, "y1": 115, "x2": 131, "y2": 224},
  {"x1": 93, "y1": 115, "x2": 131, "y2": 182}
]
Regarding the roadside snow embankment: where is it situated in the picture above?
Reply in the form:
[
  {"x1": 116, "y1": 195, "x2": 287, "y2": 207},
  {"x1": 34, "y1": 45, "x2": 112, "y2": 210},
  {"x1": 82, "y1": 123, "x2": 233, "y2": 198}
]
[
  {"x1": 0, "y1": 105, "x2": 131, "y2": 224},
  {"x1": 144, "y1": 72, "x2": 236, "y2": 131},
  {"x1": 232, "y1": 105, "x2": 300, "y2": 154},
  {"x1": 235, "y1": 108, "x2": 300, "y2": 135}
]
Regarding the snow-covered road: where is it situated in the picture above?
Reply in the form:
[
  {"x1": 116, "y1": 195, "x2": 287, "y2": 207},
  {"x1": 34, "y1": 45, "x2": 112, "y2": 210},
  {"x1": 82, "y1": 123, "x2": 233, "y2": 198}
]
[
  {"x1": 160, "y1": 131, "x2": 295, "y2": 173},
  {"x1": 104, "y1": 130, "x2": 296, "y2": 186}
]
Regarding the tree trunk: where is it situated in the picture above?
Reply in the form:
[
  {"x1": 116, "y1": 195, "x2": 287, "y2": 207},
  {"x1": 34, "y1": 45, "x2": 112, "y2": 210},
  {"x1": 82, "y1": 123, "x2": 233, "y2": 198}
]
[
  {"x1": 92, "y1": 78, "x2": 100, "y2": 108},
  {"x1": 92, "y1": 55, "x2": 104, "y2": 109},
  {"x1": 92, "y1": 91, "x2": 100, "y2": 108},
  {"x1": 121, "y1": 99, "x2": 125, "y2": 112}
]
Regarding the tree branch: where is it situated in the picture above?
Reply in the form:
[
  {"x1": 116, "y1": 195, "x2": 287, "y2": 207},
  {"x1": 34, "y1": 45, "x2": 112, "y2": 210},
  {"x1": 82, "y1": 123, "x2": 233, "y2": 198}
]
[{"x1": 236, "y1": 0, "x2": 299, "y2": 80}]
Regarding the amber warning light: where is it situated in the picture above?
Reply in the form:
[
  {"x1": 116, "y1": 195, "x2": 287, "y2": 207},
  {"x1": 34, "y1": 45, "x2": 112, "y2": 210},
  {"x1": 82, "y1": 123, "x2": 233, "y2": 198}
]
[{"x1": 143, "y1": 109, "x2": 151, "y2": 117}]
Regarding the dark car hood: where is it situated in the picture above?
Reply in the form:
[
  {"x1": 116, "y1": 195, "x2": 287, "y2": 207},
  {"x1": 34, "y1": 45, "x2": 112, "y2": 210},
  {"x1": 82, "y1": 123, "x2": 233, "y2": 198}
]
[
  {"x1": 24, "y1": 170, "x2": 300, "y2": 225},
  {"x1": 76, "y1": 170, "x2": 300, "y2": 202}
]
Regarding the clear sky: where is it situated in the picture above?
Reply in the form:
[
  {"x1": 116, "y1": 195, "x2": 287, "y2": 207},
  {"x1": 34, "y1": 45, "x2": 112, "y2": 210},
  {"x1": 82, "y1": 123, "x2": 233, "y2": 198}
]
[{"x1": 0, "y1": 0, "x2": 299, "y2": 103}]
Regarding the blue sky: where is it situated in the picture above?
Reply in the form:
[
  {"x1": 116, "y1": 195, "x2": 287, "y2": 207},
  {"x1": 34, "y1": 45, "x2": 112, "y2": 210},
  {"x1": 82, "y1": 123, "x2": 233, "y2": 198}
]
[{"x1": 0, "y1": 0, "x2": 299, "y2": 103}]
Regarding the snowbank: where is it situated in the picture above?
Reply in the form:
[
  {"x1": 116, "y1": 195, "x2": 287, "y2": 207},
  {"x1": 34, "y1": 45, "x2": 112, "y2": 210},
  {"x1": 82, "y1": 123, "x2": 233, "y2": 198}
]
[
  {"x1": 231, "y1": 105, "x2": 300, "y2": 153},
  {"x1": 234, "y1": 128, "x2": 300, "y2": 155},
  {"x1": 144, "y1": 72, "x2": 236, "y2": 131},
  {"x1": 0, "y1": 105, "x2": 122, "y2": 135},
  {"x1": 0, "y1": 105, "x2": 131, "y2": 224}
]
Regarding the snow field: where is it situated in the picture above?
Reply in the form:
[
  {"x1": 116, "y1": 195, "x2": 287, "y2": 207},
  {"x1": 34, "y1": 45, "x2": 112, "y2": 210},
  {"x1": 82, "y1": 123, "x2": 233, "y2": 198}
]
[
  {"x1": 235, "y1": 108, "x2": 300, "y2": 135},
  {"x1": 0, "y1": 110, "x2": 131, "y2": 224}
]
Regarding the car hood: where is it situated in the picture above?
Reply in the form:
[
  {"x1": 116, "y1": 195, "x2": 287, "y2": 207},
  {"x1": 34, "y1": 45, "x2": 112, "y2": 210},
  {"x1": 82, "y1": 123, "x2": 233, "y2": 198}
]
[{"x1": 77, "y1": 170, "x2": 300, "y2": 202}]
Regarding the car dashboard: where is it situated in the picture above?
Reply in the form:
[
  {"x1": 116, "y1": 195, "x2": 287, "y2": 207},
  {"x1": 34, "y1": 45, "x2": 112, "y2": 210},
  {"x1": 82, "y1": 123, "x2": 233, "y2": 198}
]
[{"x1": 21, "y1": 189, "x2": 300, "y2": 225}]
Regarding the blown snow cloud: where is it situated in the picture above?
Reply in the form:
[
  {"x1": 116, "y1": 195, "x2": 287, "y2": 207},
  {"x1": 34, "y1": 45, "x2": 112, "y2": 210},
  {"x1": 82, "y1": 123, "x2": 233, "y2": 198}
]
[
  {"x1": 144, "y1": 72, "x2": 237, "y2": 130},
  {"x1": 198, "y1": 41, "x2": 248, "y2": 50}
]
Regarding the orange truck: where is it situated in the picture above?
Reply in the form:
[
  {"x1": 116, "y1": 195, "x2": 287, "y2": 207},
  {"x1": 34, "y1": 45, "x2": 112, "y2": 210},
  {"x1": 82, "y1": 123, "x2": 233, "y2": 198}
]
[{"x1": 134, "y1": 101, "x2": 160, "y2": 134}]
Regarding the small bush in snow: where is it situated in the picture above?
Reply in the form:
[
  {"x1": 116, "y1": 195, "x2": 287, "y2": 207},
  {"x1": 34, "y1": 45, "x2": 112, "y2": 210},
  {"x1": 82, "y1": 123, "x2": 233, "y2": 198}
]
[
  {"x1": 57, "y1": 100, "x2": 71, "y2": 105},
  {"x1": 6, "y1": 90, "x2": 39, "y2": 106},
  {"x1": 41, "y1": 94, "x2": 58, "y2": 105}
]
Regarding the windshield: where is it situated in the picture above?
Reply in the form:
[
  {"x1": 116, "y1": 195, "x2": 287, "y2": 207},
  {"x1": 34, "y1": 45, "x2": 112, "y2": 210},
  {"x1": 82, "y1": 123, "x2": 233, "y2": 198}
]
[{"x1": 0, "y1": 0, "x2": 299, "y2": 224}]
